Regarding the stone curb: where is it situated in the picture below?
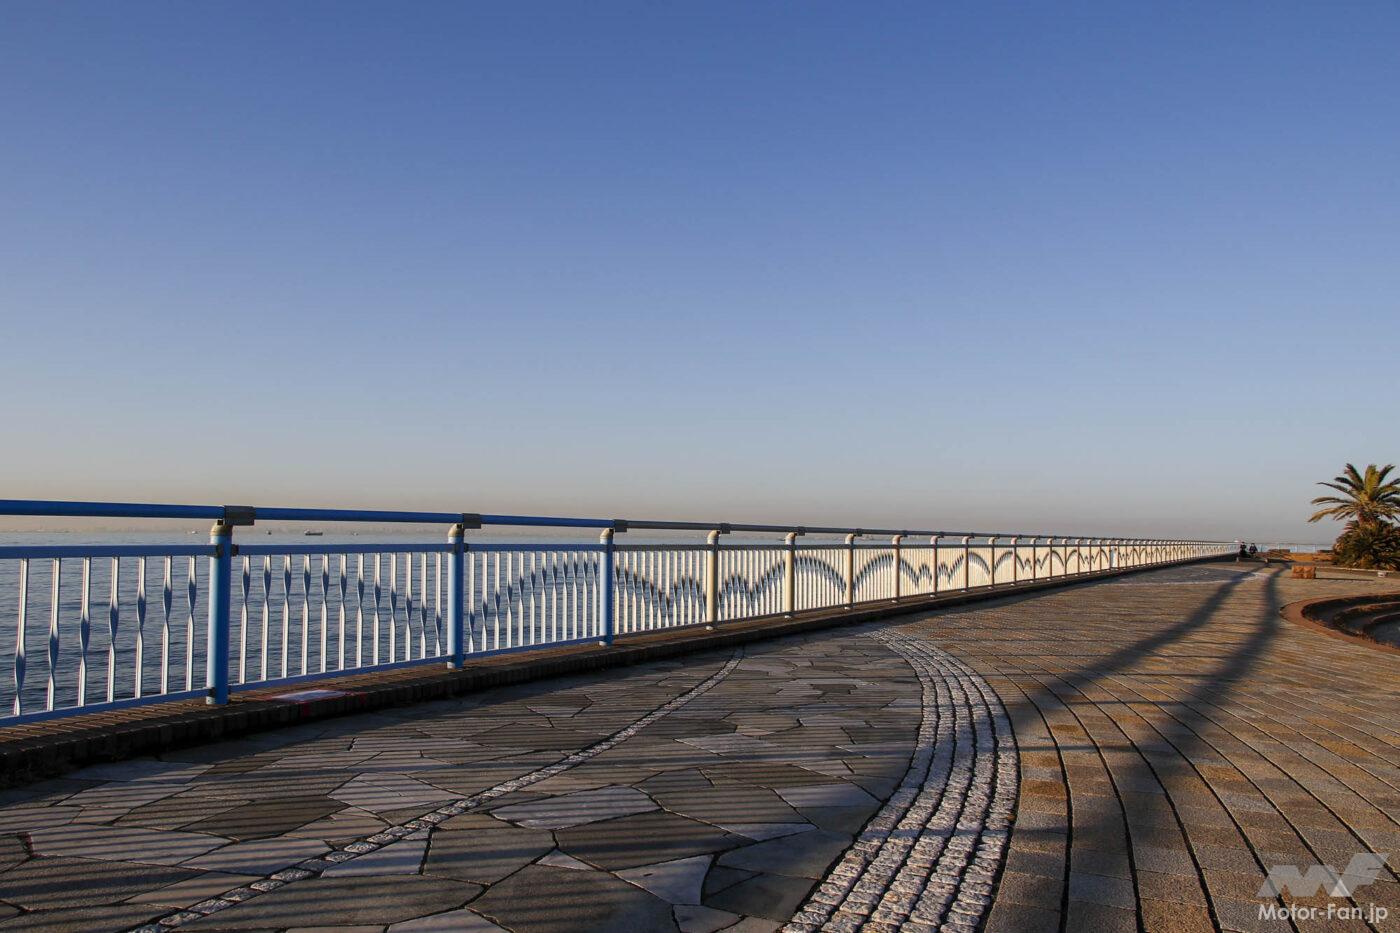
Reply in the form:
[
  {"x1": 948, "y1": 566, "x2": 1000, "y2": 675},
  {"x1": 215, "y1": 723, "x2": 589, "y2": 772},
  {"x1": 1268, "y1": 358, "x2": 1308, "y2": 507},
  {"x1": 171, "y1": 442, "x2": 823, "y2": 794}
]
[
  {"x1": 0, "y1": 558, "x2": 1222, "y2": 786},
  {"x1": 1280, "y1": 590, "x2": 1400, "y2": 657}
]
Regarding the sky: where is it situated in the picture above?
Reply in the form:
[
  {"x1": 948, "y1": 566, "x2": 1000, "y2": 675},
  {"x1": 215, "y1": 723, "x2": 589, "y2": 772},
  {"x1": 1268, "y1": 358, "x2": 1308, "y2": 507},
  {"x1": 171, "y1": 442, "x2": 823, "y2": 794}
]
[{"x1": 1, "y1": 2, "x2": 1395, "y2": 542}]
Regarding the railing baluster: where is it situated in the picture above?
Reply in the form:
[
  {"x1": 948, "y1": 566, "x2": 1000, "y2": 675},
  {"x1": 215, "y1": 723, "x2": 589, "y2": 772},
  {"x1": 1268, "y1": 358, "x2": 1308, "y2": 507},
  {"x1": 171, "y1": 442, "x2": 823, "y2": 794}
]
[
  {"x1": 238, "y1": 557, "x2": 249, "y2": 684},
  {"x1": 419, "y1": 553, "x2": 429, "y2": 658},
  {"x1": 79, "y1": 558, "x2": 91, "y2": 706},
  {"x1": 320, "y1": 555, "x2": 329, "y2": 673},
  {"x1": 260, "y1": 556, "x2": 271, "y2": 681},
  {"x1": 527, "y1": 552, "x2": 537, "y2": 645},
  {"x1": 13, "y1": 558, "x2": 28, "y2": 716},
  {"x1": 356, "y1": 554, "x2": 365, "y2": 668},
  {"x1": 160, "y1": 557, "x2": 171, "y2": 695},
  {"x1": 467, "y1": 548, "x2": 478, "y2": 654},
  {"x1": 633, "y1": 552, "x2": 642, "y2": 632},
  {"x1": 388, "y1": 553, "x2": 398, "y2": 662},
  {"x1": 46, "y1": 558, "x2": 60, "y2": 711},
  {"x1": 135, "y1": 557, "x2": 147, "y2": 697},
  {"x1": 564, "y1": 553, "x2": 575, "y2": 641},
  {"x1": 549, "y1": 555, "x2": 559, "y2": 643},
  {"x1": 339, "y1": 554, "x2": 348, "y2": 669},
  {"x1": 402, "y1": 552, "x2": 413, "y2": 660},
  {"x1": 106, "y1": 557, "x2": 119, "y2": 702},
  {"x1": 281, "y1": 556, "x2": 292, "y2": 677},
  {"x1": 300, "y1": 555, "x2": 311, "y2": 675},
  {"x1": 371, "y1": 554, "x2": 381, "y2": 665}
]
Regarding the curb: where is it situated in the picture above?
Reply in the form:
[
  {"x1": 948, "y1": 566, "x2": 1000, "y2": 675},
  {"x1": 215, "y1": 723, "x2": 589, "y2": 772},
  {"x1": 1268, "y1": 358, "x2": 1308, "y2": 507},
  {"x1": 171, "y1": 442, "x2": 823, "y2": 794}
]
[{"x1": 1279, "y1": 591, "x2": 1400, "y2": 658}]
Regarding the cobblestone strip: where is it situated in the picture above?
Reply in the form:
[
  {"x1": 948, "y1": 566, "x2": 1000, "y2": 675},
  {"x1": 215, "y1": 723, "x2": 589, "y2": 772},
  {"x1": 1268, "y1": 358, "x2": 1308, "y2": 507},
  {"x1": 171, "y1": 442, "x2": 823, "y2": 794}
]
[
  {"x1": 127, "y1": 648, "x2": 745, "y2": 933},
  {"x1": 785, "y1": 632, "x2": 1017, "y2": 932}
]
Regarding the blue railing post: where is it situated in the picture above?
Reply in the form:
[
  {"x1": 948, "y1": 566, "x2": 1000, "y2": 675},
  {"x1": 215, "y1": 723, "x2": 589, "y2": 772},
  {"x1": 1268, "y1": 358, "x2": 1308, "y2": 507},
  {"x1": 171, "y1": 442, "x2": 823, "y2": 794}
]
[
  {"x1": 598, "y1": 527, "x2": 616, "y2": 645},
  {"x1": 206, "y1": 521, "x2": 233, "y2": 705},
  {"x1": 446, "y1": 522, "x2": 466, "y2": 668}
]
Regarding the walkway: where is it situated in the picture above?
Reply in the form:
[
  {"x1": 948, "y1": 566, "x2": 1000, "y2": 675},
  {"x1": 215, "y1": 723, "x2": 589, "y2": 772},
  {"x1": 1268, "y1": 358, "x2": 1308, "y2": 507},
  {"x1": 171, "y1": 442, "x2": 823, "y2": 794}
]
[{"x1": 0, "y1": 563, "x2": 1395, "y2": 932}]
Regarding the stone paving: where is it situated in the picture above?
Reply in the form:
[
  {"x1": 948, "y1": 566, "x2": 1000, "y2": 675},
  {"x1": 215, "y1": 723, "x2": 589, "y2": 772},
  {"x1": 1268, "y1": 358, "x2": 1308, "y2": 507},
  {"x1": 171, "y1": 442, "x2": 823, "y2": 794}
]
[
  {"x1": 914, "y1": 563, "x2": 1400, "y2": 933},
  {"x1": 0, "y1": 562, "x2": 1395, "y2": 932}
]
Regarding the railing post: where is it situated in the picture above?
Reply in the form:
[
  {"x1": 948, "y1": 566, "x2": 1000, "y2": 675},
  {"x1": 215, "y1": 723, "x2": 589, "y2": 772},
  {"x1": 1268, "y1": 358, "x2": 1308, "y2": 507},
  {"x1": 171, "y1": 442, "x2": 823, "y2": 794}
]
[
  {"x1": 1009, "y1": 537, "x2": 1019, "y2": 584},
  {"x1": 783, "y1": 531, "x2": 799, "y2": 615},
  {"x1": 844, "y1": 532, "x2": 860, "y2": 606},
  {"x1": 446, "y1": 522, "x2": 466, "y2": 668},
  {"x1": 206, "y1": 521, "x2": 233, "y2": 705},
  {"x1": 704, "y1": 529, "x2": 722, "y2": 628},
  {"x1": 1031, "y1": 537, "x2": 1039, "y2": 581},
  {"x1": 988, "y1": 536, "x2": 997, "y2": 586},
  {"x1": 931, "y1": 534, "x2": 941, "y2": 595},
  {"x1": 890, "y1": 534, "x2": 903, "y2": 601},
  {"x1": 962, "y1": 535, "x2": 971, "y2": 590},
  {"x1": 599, "y1": 527, "x2": 616, "y2": 645}
]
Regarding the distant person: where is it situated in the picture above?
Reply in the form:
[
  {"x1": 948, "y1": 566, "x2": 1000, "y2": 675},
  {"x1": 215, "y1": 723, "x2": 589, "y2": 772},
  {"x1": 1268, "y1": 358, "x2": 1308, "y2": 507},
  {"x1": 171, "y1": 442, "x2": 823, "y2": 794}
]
[
  {"x1": 1238, "y1": 543, "x2": 1248, "y2": 561},
  {"x1": 1248, "y1": 543, "x2": 1258, "y2": 557}
]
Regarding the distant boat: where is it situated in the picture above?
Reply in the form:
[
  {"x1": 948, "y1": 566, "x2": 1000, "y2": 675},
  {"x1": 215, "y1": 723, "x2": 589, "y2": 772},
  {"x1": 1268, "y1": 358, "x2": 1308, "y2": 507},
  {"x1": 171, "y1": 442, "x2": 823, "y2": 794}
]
[{"x1": 304, "y1": 531, "x2": 324, "y2": 537}]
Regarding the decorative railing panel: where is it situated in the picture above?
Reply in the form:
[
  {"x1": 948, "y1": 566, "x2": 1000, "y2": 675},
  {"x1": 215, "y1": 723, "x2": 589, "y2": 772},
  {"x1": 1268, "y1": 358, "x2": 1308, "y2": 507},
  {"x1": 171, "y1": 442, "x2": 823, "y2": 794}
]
[
  {"x1": 1, "y1": 546, "x2": 211, "y2": 718},
  {"x1": 716, "y1": 546, "x2": 785, "y2": 621},
  {"x1": 470, "y1": 545, "x2": 602, "y2": 650},
  {"x1": 899, "y1": 545, "x2": 940, "y2": 597},
  {"x1": 615, "y1": 545, "x2": 702, "y2": 633},
  {"x1": 967, "y1": 545, "x2": 994, "y2": 588},
  {"x1": 853, "y1": 546, "x2": 896, "y2": 602},
  {"x1": 794, "y1": 546, "x2": 847, "y2": 611},
  {"x1": 231, "y1": 544, "x2": 450, "y2": 687}
]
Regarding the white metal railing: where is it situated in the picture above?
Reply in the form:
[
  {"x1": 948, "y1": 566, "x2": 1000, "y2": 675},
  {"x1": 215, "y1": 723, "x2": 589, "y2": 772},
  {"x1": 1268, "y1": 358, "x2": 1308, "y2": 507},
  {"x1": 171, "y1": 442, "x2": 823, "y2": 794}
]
[{"x1": 0, "y1": 498, "x2": 1233, "y2": 723}]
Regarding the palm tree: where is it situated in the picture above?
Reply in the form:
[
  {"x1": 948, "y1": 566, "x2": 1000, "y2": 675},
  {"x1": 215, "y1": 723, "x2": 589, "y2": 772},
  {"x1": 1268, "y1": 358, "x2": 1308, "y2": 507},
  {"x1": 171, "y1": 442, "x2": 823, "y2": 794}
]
[{"x1": 1308, "y1": 463, "x2": 1400, "y2": 528}]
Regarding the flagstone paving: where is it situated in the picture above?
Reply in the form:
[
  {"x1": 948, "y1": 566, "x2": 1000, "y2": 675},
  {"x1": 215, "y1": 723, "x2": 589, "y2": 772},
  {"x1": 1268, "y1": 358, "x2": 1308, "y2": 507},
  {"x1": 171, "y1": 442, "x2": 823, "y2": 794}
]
[{"x1": 0, "y1": 562, "x2": 1396, "y2": 932}]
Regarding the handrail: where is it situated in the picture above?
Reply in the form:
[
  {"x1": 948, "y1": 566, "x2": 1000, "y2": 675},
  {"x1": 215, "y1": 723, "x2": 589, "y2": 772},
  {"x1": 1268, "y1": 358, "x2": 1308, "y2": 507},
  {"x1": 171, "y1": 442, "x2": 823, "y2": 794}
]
[{"x1": 0, "y1": 498, "x2": 1230, "y2": 544}]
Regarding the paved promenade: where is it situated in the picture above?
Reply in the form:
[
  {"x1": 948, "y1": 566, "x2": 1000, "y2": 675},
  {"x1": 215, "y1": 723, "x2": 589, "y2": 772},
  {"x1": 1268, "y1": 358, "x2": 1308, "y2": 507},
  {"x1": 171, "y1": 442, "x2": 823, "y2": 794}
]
[{"x1": 0, "y1": 563, "x2": 1396, "y2": 932}]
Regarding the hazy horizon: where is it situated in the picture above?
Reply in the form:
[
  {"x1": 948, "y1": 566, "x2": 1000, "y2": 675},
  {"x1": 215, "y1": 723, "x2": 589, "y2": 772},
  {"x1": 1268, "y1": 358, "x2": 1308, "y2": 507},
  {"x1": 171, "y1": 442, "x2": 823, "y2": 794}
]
[{"x1": 2, "y1": 3, "x2": 1395, "y2": 544}]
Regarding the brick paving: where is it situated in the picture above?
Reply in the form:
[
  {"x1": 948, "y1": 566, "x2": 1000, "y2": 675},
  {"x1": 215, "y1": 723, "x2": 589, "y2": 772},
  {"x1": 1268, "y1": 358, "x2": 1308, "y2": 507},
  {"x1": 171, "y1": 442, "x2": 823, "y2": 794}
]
[
  {"x1": 0, "y1": 561, "x2": 1395, "y2": 932},
  {"x1": 911, "y1": 563, "x2": 1400, "y2": 933}
]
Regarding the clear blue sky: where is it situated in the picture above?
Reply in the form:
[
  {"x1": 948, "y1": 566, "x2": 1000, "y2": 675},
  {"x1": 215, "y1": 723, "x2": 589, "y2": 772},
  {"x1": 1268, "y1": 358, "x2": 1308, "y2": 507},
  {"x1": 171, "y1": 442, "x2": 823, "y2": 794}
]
[{"x1": 1, "y1": 2, "x2": 1395, "y2": 541}]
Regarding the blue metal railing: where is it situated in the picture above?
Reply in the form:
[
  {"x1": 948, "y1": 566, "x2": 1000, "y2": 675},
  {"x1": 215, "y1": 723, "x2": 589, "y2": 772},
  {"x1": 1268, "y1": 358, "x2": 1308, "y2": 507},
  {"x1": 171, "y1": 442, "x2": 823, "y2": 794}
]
[{"x1": 0, "y1": 498, "x2": 1231, "y2": 723}]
